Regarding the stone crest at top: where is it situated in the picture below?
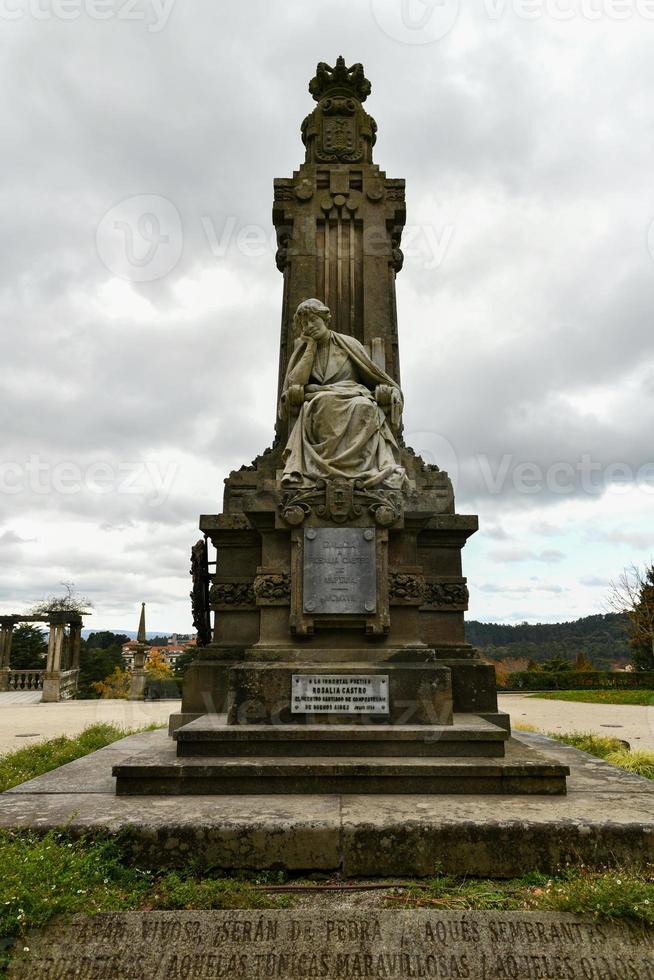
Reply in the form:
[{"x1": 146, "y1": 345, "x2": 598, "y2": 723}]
[
  {"x1": 302, "y1": 56, "x2": 377, "y2": 165},
  {"x1": 308, "y1": 56, "x2": 372, "y2": 103}
]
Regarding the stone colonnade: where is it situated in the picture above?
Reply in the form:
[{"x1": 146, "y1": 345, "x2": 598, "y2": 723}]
[{"x1": 0, "y1": 614, "x2": 85, "y2": 701}]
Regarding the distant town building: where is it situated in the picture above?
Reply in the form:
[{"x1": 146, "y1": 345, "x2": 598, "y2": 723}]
[{"x1": 121, "y1": 640, "x2": 193, "y2": 669}]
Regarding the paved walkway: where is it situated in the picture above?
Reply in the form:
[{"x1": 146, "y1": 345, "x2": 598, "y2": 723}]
[
  {"x1": 0, "y1": 699, "x2": 180, "y2": 755},
  {"x1": 499, "y1": 693, "x2": 654, "y2": 750},
  {"x1": 0, "y1": 691, "x2": 42, "y2": 705},
  {"x1": 1, "y1": 695, "x2": 652, "y2": 755}
]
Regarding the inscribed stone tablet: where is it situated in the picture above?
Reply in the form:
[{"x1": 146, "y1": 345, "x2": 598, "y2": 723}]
[
  {"x1": 291, "y1": 674, "x2": 389, "y2": 714},
  {"x1": 8, "y1": 910, "x2": 653, "y2": 980},
  {"x1": 303, "y1": 527, "x2": 376, "y2": 615}
]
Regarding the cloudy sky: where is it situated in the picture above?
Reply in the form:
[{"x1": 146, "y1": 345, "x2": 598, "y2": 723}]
[{"x1": 1, "y1": 0, "x2": 653, "y2": 631}]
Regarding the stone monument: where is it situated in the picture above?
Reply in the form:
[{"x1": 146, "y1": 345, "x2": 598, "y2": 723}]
[{"x1": 114, "y1": 57, "x2": 568, "y2": 795}]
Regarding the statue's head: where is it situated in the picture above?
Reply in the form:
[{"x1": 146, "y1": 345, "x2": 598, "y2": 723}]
[{"x1": 294, "y1": 298, "x2": 331, "y2": 340}]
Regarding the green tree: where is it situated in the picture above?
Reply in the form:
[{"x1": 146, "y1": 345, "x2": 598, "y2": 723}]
[
  {"x1": 77, "y1": 643, "x2": 125, "y2": 699},
  {"x1": 10, "y1": 624, "x2": 47, "y2": 670},
  {"x1": 608, "y1": 564, "x2": 654, "y2": 671},
  {"x1": 537, "y1": 657, "x2": 573, "y2": 673},
  {"x1": 85, "y1": 631, "x2": 130, "y2": 650},
  {"x1": 92, "y1": 666, "x2": 130, "y2": 699},
  {"x1": 574, "y1": 651, "x2": 594, "y2": 671}
]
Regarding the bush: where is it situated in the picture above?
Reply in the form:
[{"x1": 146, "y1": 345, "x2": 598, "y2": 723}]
[
  {"x1": 92, "y1": 667, "x2": 130, "y2": 699},
  {"x1": 505, "y1": 670, "x2": 654, "y2": 691}
]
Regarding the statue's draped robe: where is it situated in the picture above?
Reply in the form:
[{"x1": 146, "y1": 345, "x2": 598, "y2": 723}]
[{"x1": 279, "y1": 331, "x2": 407, "y2": 489}]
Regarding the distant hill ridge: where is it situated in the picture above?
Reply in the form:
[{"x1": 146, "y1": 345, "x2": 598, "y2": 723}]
[{"x1": 465, "y1": 612, "x2": 630, "y2": 669}]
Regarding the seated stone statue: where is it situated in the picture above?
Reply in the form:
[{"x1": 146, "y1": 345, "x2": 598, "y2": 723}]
[{"x1": 279, "y1": 299, "x2": 408, "y2": 489}]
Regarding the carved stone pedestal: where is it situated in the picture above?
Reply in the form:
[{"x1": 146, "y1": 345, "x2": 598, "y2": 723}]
[{"x1": 114, "y1": 57, "x2": 568, "y2": 798}]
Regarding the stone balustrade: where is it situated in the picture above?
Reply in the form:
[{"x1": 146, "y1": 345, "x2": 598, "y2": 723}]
[
  {"x1": 59, "y1": 668, "x2": 80, "y2": 700},
  {"x1": 8, "y1": 669, "x2": 45, "y2": 691}
]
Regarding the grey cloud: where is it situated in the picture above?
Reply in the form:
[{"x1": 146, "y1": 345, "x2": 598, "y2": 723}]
[{"x1": 1, "y1": 0, "x2": 652, "y2": 625}]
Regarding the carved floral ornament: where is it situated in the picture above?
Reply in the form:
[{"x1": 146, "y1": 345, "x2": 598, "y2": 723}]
[
  {"x1": 388, "y1": 572, "x2": 426, "y2": 603},
  {"x1": 253, "y1": 573, "x2": 291, "y2": 602},
  {"x1": 423, "y1": 581, "x2": 470, "y2": 609},
  {"x1": 208, "y1": 575, "x2": 291, "y2": 608},
  {"x1": 281, "y1": 478, "x2": 402, "y2": 527},
  {"x1": 208, "y1": 582, "x2": 255, "y2": 607}
]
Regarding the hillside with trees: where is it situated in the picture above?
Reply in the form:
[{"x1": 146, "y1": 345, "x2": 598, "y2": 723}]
[{"x1": 465, "y1": 613, "x2": 630, "y2": 670}]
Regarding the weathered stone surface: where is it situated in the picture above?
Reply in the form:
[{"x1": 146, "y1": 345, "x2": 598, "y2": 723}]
[
  {"x1": 224, "y1": 662, "x2": 453, "y2": 726},
  {"x1": 175, "y1": 713, "x2": 508, "y2": 758},
  {"x1": 8, "y1": 909, "x2": 654, "y2": 980},
  {"x1": 0, "y1": 732, "x2": 652, "y2": 873}
]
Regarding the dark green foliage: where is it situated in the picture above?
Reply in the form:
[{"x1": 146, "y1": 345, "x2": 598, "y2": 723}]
[
  {"x1": 84, "y1": 631, "x2": 130, "y2": 649},
  {"x1": 148, "y1": 635, "x2": 172, "y2": 647},
  {"x1": 506, "y1": 670, "x2": 654, "y2": 691},
  {"x1": 630, "y1": 565, "x2": 654, "y2": 671},
  {"x1": 9, "y1": 624, "x2": 46, "y2": 670},
  {"x1": 77, "y1": 644, "x2": 125, "y2": 699},
  {"x1": 537, "y1": 657, "x2": 575, "y2": 673},
  {"x1": 466, "y1": 613, "x2": 630, "y2": 670}
]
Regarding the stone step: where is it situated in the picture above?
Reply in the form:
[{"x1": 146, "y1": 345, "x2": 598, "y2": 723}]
[
  {"x1": 113, "y1": 740, "x2": 569, "y2": 796},
  {"x1": 174, "y1": 713, "x2": 508, "y2": 759}
]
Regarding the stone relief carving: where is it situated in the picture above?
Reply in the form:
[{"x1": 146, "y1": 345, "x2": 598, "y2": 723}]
[
  {"x1": 189, "y1": 539, "x2": 211, "y2": 647},
  {"x1": 208, "y1": 582, "x2": 256, "y2": 607},
  {"x1": 253, "y1": 573, "x2": 291, "y2": 602},
  {"x1": 423, "y1": 581, "x2": 469, "y2": 609},
  {"x1": 281, "y1": 478, "x2": 403, "y2": 527},
  {"x1": 388, "y1": 572, "x2": 426, "y2": 603}
]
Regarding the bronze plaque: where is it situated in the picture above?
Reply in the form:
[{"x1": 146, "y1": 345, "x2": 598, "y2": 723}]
[{"x1": 303, "y1": 528, "x2": 376, "y2": 615}]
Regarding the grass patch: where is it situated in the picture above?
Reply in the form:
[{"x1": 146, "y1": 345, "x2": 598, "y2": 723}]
[
  {"x1": 148, "y1": 872, "x2": 290, "y2": 912},
  {"x1": 605, "y1": 749, "x2": 654, "y2": 780},
  {"x1": 529, "y1": 690, "x2": 654, "y2": 706},
  {"x1": 0, "y1": 724, "x2": 156, "y2": 793},
  {"x1": 547, "y1": 732, "x2": 627, "y2": 758},
  {"x1": 0, "y1": 831, "x2": 152, "y2": 974},
  {"x1": 517, "y1": 730, "x2": 654, "y2": 780},
  {"x1": 387, "y1": 868, "x2": 654, "y2": 924},
  {"x1": 0, "y1": 833, "x2": 289, "y2": 975}
]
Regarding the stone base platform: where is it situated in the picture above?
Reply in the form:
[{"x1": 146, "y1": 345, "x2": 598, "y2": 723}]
[
  {"x1": 1, "y1": 730, "x2": 653, "y2": 875},
  {"x1": 113, "y1": 713, "x2": 568, "y2": 795},
  {"x1": 174, "y1": 713, "x2": 508, "y2": 758}
]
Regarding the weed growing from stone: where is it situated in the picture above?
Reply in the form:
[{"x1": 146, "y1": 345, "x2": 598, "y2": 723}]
[
  {"x1": 0, "y1": 831, "x2": 152, "y2": 974},
  {"x1": 387, "y1": 868, "x2": 654, "y2": 925},
  {"x1": 148, "y1": 872, "x2": 290, "y2": 911}
]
